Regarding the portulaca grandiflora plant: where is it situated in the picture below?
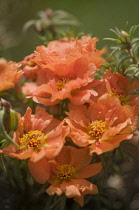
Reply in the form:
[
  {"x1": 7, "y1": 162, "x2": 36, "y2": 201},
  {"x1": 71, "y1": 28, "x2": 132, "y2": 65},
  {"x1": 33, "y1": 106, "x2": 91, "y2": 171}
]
[{"x1": 0, "y1": 9, "x2": 139, "y2": 210}]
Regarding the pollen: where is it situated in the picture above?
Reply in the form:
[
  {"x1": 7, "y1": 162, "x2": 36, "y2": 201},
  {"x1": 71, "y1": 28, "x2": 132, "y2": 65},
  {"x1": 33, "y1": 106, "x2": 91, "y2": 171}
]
[
  {"x1": 19, "y1": 130, "x2": 47, "y2": 151},
  {"x1": 87, "y1": 120, "x2": 107, "y2": 139},
  {"x1": 56, "y1": 78, "x2": 70, "y2": 91},
  {"x1": 55, "y1": 164, "x2": 77, "y2": 182},
  {"x1": 109, "y1": 92, "x2": 125, "y2": 105}
]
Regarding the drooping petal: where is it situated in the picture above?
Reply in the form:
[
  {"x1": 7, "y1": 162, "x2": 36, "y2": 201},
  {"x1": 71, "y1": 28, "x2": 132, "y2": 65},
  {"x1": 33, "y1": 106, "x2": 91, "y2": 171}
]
[
  {"x1": 28, "y1": 157, "x2": 50, "y2": 184},
  {"x1": 46, "y1": 183, "x2": 63, "y2": 196},
  {"x1": 60, "y1": 181, "x2": 81, "y2": 198}
]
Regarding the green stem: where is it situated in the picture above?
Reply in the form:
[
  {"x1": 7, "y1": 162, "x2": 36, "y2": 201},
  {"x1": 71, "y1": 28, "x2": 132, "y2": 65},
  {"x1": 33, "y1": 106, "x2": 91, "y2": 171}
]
[{"x1": 126, "y1": 42, "x2": 137, "y2": 64}]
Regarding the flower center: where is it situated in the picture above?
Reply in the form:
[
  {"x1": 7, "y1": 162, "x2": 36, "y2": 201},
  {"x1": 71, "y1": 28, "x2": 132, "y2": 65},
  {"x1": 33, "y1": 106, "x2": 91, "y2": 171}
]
[
  {"x1": 55, "y1": 164, "x2": 77, "y2": 182},
  {"x1": 19, "y1": 130, "x2": 47, "y2": 151},
  {"x1": 109, "y1": 92, "x2": 125, "y2": 104},
  {"x1": 56, "y1": 78, "x2": 70, "y2": 91},
  {"x1": 27, "y1": 61, "x2": 36, "y2": 67},
  {"x1": 87, "y1": 120, "x2": 107, "y2": 139}
]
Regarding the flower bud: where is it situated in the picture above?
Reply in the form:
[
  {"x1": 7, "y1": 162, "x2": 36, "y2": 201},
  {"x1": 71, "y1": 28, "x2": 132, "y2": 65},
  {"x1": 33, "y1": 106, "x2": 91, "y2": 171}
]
[
  {"x1": 45, "y1": 9, "x2": 53, "y2": 18},
  {"x1": 120, "y1": 30, "x2": 129, "y2": 38},
  {"x1": 10, "y1": 109, "x2": 18, "y2": 131},
  {"x1": 0, "y1": 98, "x2": 11, "y2": 111},
  {"x1": 0, "y1": 99, "x2": 18, "y2": 132}
]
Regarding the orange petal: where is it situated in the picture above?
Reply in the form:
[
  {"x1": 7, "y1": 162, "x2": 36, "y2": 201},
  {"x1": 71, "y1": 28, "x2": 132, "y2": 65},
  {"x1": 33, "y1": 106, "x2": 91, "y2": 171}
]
[
  {"x1": 28, "y1": 157, "x2": 50, "y2": 184},
  {"x1": 59, "y1": 180, "x2": 82, "y2": 198},
  {"x1": 71, "y1": 178, "x2": 98, "y2": 206},
  {"x1": 67, "y1": 104, "x2": 90, "y2": 127},
  {"x1": 55, "y1": 146, "x2": 71, "y2": 165},
  {"x1": 69, "y1": 147, "x2": 92, "y2": 170},
  {"x1": 89, "y1": 133, "x2": 133, "y2": 155},
  {"x1": 70, "y1": 89, "x2": 98, "y2": 105},
  {"x1": 46, "y1": 184, "x2": 63, "y2": 196},
  {"x1": 23, "y1": 107, "x2": 32, "y2": 131},
  {"x1": 78, "y1": 162, "x2": 102, "y2": 178},
  {"x1": 55, "y1": 146, "x2": 92, "y2": 170},
  {"x1": 71, "y1": 178, "x2": 98, "y2": 195},
  {"x1": 30, "y1": 149, "x2": 46, "y2": 162},
  {"x1": 74, "y1": 194, "x2": 84, "y2": 207},
  {"x1": 4, "y1": 149, "x2": 32, "y2": 160}
]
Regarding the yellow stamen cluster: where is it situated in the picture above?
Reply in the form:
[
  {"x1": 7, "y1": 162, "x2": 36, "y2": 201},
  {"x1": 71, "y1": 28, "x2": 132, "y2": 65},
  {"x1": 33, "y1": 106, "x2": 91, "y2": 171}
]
[
  {"x1": 19, "y1": 130, "x2": 46, "y2": 151},
  {"x1": 27, "y1": 61, "x2": 36, "y2": 67},
  {"x1": 55, "y1": 164, "x2": 76, "y2": 182},
  {"x1": 109, "y1": 92, "x2": 125, "y2": 104},
  {"x1": 87, "y1": 120, "x2": 107, "y2": 139},
  {"x1": 56, "y1": 78, "x2": 70, "y2": 91}
]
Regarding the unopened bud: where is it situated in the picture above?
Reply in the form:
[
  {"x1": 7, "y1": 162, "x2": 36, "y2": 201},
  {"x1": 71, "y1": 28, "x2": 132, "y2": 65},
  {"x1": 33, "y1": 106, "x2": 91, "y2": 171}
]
[
  {"x1": 45, "y1": 9, "x2": 53, "y2": 18},
  {"x1": 120, "y1": 30, "x2": 129, "y2": 38},
  {"x1": 0, "y1": 99, "x2": 11, "y2": 111},
  {"x1": 10, "y1": 110, "x2": 18, "y2": 131}
]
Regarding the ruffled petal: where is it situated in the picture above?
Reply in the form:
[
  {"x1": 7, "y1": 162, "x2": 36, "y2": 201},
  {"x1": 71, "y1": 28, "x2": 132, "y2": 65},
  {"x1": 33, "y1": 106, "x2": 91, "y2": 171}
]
[{"x1": 46, "y1": 183, "x2": 62, "y2": 196}]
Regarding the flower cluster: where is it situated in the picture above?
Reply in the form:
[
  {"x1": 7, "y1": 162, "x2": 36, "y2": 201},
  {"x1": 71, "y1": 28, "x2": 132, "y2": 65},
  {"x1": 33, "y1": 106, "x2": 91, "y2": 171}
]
[{"x1": 1, "y1": 35, "x2": 139, "y2": 207}]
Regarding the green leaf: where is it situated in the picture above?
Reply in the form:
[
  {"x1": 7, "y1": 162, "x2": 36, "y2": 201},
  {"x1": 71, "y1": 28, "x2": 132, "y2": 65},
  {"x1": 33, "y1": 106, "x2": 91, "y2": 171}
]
[
  {"x1": 0, "y1": 155, "x2": 7, "y2": 171},
  {"x1": 123, "y1": 149, "x2": 139, "y2": 161},
  {"x1": 129, "y1": 89, "x2": 139, "y2": 94},
  {"x1": 130, "y1": 49, "x2": 139, "y2": 62},
  {"x1": 60, "y1": 195, "x2": 66, "y2": 210},
  {"x1": 103, "y1": 38, "x2": 122, "y2": 44},
  {"x1": 133, "y1": 76, "x2": 139, "y2": 81},
  {"x1": 119, "y1": 36, "x2": 126, "y2": 43},
  {"x1": 117, "y1": 56, "x2": 130, "y2": 71},
  {"x1": 102, "y1": 63, "x2": 111, "y2": 68},
  {"x1": 110, "y1": 47, "x2": 120, "y2": 56},
  {"x1": 0, "y1": 139, "x2": 10, "y2": 149},
  {"x1": 115, "y1": 26, "x2": 120, "y2": 33},
  {"x1": 23, "y1": 20, "x2": 36, "y2": 32},
  {"x1": 109, "y1": 29, "x2": 119, "y2": 37},
  {"x1": 131, "y1": 38, "x2": 139, "y2": 45},
  {"x1": 129, "y1": 25, "x2": 139, "y2": 39}
]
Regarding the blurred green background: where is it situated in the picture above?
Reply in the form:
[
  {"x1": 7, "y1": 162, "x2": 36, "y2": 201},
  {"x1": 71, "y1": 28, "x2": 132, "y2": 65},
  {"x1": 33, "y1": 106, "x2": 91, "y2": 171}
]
[{"x1": 1, "y1": 0, "x2": 139, "y2": 61}]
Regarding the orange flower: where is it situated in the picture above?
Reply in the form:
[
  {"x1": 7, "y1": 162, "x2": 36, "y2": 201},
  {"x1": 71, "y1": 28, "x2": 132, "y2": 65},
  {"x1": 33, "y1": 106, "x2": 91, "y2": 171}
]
[
  {"x1": 22, "y1": 36, "x2": 104, "y2": 106},
  {"x1": 104, "y1": 70, "x2": 139, "y2": 112},
  {"x1": 29, "y1": 146, "x2": 102, "y2": 206},
  {"x1": 65, "y1": 96, "x2": 137, "y2": 155},
  {"x1": 21, "y1": 53, "x2": 40, "y2": 80},
  {"x1": 2, "y1": 106, "x2": 68, "y2": 162},
  {"x1": 91, "y1": 70, "x2": 139, "y2": 111},
  {"x1": 0, "y1": 58, "x2": 22, "y2": 91}
]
